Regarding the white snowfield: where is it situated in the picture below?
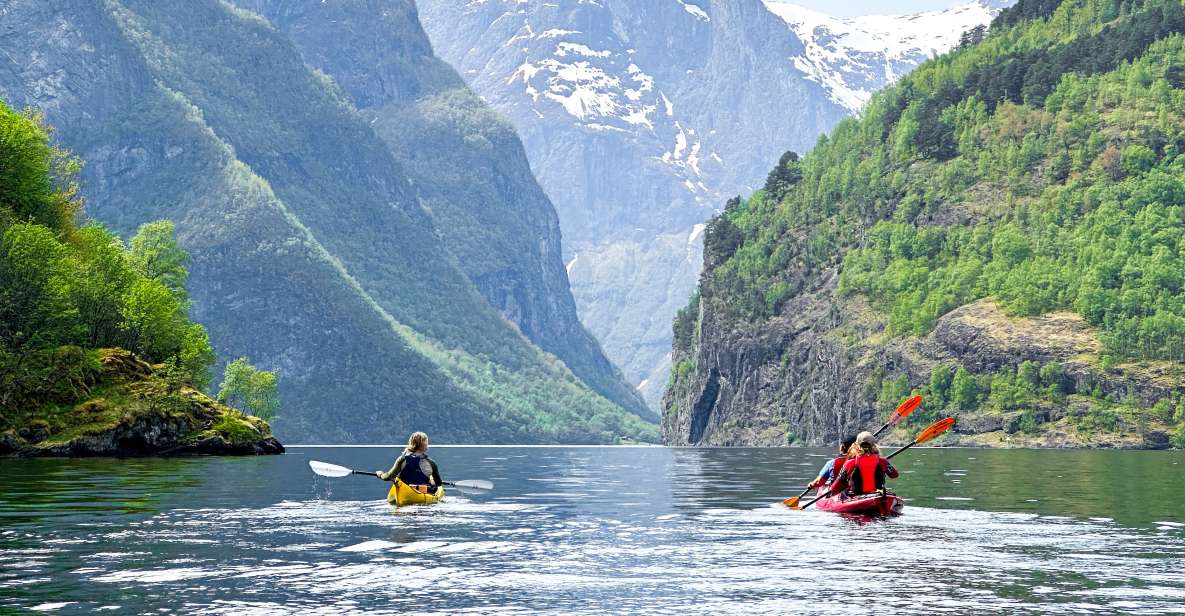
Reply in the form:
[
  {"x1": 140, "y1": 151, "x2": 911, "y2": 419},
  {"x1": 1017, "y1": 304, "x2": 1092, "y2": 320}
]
[
  {"x1": 763, "y1": 0, "x2": 1008, "y2": 113},
  {"x1": 503, "y1": 6, "x2": 715, "y2": 188}
]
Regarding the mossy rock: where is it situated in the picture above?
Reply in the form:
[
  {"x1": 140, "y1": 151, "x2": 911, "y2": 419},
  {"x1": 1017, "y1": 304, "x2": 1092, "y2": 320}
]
[{"x1": 5, "y1": 347, "x2": 282, "y2": 457}]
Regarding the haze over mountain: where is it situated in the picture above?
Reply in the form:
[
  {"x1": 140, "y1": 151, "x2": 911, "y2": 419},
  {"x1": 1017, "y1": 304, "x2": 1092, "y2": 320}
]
[
  {"x1": 417, "y1": 0, "x2": 1007, "y2": 410},
  {"x1": 0, "y1": 0, "x2": 653, "y2": 444}
]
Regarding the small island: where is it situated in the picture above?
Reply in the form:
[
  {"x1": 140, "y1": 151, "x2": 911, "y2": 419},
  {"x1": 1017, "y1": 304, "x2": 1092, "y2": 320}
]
[{"x1": 0, "y1": 103, "x2": 281, "y2": 457}]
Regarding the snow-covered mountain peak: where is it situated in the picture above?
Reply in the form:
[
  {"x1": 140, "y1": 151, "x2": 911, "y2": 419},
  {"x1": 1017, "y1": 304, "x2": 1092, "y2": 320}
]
[{"x1": 763, "y1": 0, "x2": 1013, "y2": 112}]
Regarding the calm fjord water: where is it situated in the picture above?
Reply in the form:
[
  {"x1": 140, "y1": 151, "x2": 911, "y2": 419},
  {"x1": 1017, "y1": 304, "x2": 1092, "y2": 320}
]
[{"x1": 2, "y1": 446, "x2": 1184, "y2": 614}]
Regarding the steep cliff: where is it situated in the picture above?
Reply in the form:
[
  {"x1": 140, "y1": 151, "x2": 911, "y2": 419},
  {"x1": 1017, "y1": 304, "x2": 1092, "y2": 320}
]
[
  {"x1": 0, "y1": 0, "x2": 656, "y2": 443},
  {"x1": 418, "y1": 0, "x2": 850, "y2": 409},
  {"x1": 665, "y1": 0, "x2": 1185, "y2": 449},
  {"x1": 234, "y1": 0, "x2": 648, "y2": 419}
]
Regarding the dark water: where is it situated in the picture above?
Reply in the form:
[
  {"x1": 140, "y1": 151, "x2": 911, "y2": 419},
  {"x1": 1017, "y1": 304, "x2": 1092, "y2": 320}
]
[{"x1": 2, "y1": 446, "x2": 1184, "y2": 614}]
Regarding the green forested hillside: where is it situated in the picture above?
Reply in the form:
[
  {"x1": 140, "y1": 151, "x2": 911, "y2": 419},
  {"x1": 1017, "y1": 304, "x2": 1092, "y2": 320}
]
[
  {"x1": 0, "y1": 0, "x2": 656, "y2": 444},
  {"x1": 667, "y1": 0, "x2": 1185, "y2": 448}
]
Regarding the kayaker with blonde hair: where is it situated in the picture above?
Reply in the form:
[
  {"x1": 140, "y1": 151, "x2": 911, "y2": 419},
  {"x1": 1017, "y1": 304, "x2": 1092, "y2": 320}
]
[
  {"x1": 376, "y1": 431, "x2": 442, "y2": 494},
  {"x1": 830, "y1": 431, "x2": 898, "y2": 497}
]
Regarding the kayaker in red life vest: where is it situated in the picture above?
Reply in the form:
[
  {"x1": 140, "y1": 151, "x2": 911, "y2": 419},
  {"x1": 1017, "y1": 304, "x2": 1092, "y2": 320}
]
[
  {"x1": 807, "y1": 435, "x2": 856, "y2": 490},
  {"x1": 830, "y1": 431, "x2": 898, "y2": 497},
  {"x1": 376, "y1": 431, "x2": 442, "y2": 494}
]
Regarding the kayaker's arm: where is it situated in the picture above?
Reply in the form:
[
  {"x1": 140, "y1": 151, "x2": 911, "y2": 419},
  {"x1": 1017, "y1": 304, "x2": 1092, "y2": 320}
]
[
  {"x1": 882, "y1": 458, "x2": 899, "y2": 479},
  {"x1": 429, "y1": 459, "x2": 442, "y2": 486},
  {"x1": 807, "y1": 459, "x2": 834, "y2": 489},
  {"x1": 377, "y1": 455, "x2": 406, "y2": 481}
]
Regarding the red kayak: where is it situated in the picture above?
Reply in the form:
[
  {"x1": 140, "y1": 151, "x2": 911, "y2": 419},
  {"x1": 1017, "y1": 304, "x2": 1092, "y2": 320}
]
[{"x1": 814, "y1": 490, "x2": 904, "y2": 516}]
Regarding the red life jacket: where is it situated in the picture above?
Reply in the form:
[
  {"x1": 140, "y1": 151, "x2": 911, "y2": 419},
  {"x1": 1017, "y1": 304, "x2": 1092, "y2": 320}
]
[
  {"x1": 831, "y1": 456, "x2": 848, "y2": 481},
  {"x1": 845, "y1": 454, "x2": 885, "y2": 496}
]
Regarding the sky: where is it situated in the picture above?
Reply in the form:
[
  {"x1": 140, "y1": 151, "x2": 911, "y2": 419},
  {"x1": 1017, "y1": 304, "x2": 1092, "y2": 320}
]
[{"x1": 773, "y1": 0, "x2": 970, "y2": 18}]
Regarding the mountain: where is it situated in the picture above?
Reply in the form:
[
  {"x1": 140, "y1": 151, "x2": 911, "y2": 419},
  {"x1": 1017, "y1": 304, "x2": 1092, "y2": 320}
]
[
  {"x1": 762, "y1": 0, "x2": 1014, "y2": 113},
  {"x1": 417, "y1": 0, "x2": 849, "y2": 410},
  {"x1": 0, "y1": 0, "x2": 655, "y2": 444},
  {"x1": 664, "y1": 0, "x2": 1185, "y2": 450},
  {"x1": 415, "y1": 0, "x2": 1002, "y2": 411}
]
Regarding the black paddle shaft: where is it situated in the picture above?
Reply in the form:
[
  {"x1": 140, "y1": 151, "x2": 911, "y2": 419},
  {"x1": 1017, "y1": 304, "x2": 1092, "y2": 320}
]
[
  {"x1": 886, "y1": 440, "x2": 919, "y2": 461},
  {"x1": 353, "y1": 470, "x2": 380, "y2": 477},
  {"x1": 798, "y1": 488, "x2": 832, "y2": 511}
]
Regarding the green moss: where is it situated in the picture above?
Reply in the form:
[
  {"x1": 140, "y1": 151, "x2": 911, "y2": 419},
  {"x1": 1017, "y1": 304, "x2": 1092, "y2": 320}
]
[{"x1": 208, "y1": 414, "x2": 262, "y2": 444}]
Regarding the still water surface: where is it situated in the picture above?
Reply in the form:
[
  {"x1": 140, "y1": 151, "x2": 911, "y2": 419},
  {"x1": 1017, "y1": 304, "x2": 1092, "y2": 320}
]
[{"x1": 2, "y1": 446, "x2": 1184, "y2": 614}]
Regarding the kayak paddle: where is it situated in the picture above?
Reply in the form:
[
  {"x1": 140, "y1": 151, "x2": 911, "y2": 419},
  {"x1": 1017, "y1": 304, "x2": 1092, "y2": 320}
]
[
  {"x1": 873, "y1": 394, "x2": 923, "y2": 438},
  {"x1": 781, "y1": 395, "x2": 923, "y2": 508},
  {"x1": 788, "y1": 416, "x2": 955, "y2": 511},
  {"x1": 308, "y1": 460, "x2": 494, "y2": 491},
  {"x1": 781, "y1": 486, "x2": 814, "y2": 509},
  {"x1": 886, "y1": 416, "x2": 956, "y2": 461},
  {"x1": 309, "y1": 460, "x2": 378, "y2": 477}
]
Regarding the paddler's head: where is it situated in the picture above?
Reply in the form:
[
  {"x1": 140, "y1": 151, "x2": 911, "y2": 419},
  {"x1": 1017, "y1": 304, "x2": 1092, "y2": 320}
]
[
  {"x1": 840, "y1": 435, "x2": 857, "y2": 456},
  {"x1": 406, "y1": 431, "x2": 429, "y2": 454},
  {"x1": 852, "y1": 431, "x2": 880, "y2": 456}
]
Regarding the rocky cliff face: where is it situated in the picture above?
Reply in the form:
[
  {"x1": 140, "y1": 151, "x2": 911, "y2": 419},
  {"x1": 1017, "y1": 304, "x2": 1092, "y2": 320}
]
[
  {"x1": 417, "y1": 0, "x2": 850, "y2": 409},
  {"x1": 0, "y1": 0, "x2": 655, "y2": 443},
  {"x1": 664, "y1": 273, "x2": 1181, "y2": 449}
]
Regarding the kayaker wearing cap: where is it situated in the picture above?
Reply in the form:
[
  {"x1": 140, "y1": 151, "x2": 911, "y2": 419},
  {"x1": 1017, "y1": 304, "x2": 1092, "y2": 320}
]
[
  {"x1": 376, "y1": 431, "x2": 442, "y2": 494},
  {"x1": 830, "y1": 431, "x2": 898, "y2": 497},
  {"x1": 807, "y1": 435, "x2": 856, "y2": 490}
]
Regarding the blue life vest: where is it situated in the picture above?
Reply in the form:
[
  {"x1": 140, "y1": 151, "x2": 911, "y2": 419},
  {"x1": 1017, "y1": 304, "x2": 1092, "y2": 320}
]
[{"x1": 398, "y1": 452, "x2": 433, "y2": 486}]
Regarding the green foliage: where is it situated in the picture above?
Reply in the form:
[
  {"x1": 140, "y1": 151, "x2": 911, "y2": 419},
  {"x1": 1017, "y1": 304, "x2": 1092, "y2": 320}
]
[
  {"x1": 0, "y1": 106, "x2": 80, "y2": 234},
  {"x1": 763, "y1": 151, "x2": 803, "y2": 204},
  {"x1": 0, "y1": 99, "x2": 215, "y2": 410},
  {"x1": 929, "y1": 364, "x2": 954, "y2": 409},
  {"x1": 951, "y1": 367, "x2": 979, "y2": 410},
  {"x1": 698, "y1": 3, "x2": 1185, "y2": 366},
  {"x1": 877, "y1": 374, "x2": 910, "y2": 414},
  {"x1": 217, "y1": 357, "x2": 280, "y2": 422},
  {"x1": 0, "y1": 223, "x2": 81, "y2": 349},
  {"x1": 128, "y1": 220, "x2": 189, "y2": 304},
  {"x1": 672, "y1": 292, "x2": 700, "y2": 351},
  {"x1": 1172, "y1": 422, "x2": 1185, "y2": 448}
]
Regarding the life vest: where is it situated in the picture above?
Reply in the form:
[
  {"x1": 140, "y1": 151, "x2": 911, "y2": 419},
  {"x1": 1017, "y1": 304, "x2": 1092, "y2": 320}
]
[
  {"x1": 821, "y1": 455, "x2": 848, "y2": 486},
  {"x1": 845, "y1": 454, "x2": 885, "y2": 496},
  {"x1": 831, "y1": 456, "x2": 848, "y2": 479},
  {"x1": 397, "y1": 452, "x2": 433, "y2": 487}
]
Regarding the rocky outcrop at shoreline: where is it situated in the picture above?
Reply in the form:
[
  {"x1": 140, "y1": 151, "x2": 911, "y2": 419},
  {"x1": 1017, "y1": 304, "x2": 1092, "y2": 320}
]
[{"x1": 1, "y1": 349, "x2": 284, "y2": 458}]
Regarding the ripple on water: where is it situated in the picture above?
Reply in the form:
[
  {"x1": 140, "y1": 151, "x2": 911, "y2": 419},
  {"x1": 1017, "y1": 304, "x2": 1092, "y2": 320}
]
[{"x1": 3, "y1": 447, "x2": 1185, "y2": 615}]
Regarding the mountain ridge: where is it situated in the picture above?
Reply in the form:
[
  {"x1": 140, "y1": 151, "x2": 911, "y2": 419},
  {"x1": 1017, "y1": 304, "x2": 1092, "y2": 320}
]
[{"x1": 0, "y1": 0, "x2": 656, "y2": 444}]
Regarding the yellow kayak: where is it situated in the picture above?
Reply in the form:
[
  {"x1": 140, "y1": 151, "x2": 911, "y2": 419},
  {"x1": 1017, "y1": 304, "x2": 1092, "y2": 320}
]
[{"x1": 387, "y1": 479, "x2": 445, "y2": 507}]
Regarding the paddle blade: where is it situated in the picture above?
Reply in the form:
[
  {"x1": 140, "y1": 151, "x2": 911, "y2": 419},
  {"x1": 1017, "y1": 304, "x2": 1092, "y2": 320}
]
[
  {"x1": 783, "y1": 497, "x2": 801, "y2": 509},
  {"x1": 915, "y1": 417, "x2": 956, "y2": 445},
  {"x1": 891, "y1": 395, "x2": 924, "y2": 425},
  {"x1": 451, "y1": 479, "x2": 493, "y2": 491},
  {"x1": 309, "y1": 460, "x2": 353, "y2": 478}
]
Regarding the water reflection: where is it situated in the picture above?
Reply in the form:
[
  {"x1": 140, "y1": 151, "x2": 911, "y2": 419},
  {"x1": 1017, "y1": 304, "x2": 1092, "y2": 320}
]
[{"x1": 1, "y1": 446, "x2": 1183, "y2": 614}]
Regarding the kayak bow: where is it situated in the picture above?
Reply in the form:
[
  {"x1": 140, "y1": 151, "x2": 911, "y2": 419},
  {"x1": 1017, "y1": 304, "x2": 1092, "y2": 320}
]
[{"x1": 813, "y1": 489, "x2": 904, "y2": 516}]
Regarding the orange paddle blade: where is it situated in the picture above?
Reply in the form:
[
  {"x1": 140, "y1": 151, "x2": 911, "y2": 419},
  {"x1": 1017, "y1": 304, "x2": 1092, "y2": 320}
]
[
  {"x1": 783, "y1": 497, "x2": 801, "y2": 509},
  {"x1": 915, "y1": 416, "x2": 956, "y2": 445},
  {"x1": 892, "y1": 395, "x2": 924, "y2": 424}
]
